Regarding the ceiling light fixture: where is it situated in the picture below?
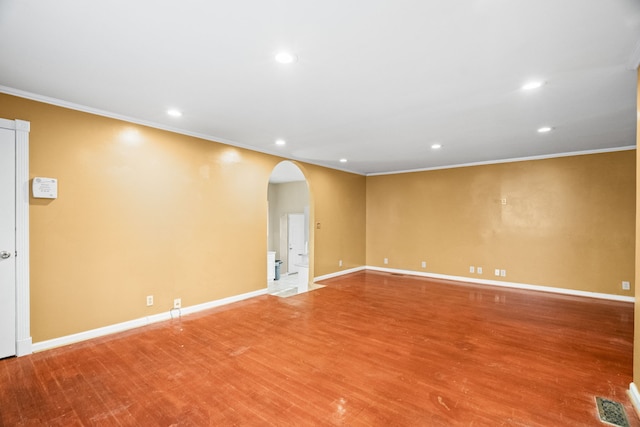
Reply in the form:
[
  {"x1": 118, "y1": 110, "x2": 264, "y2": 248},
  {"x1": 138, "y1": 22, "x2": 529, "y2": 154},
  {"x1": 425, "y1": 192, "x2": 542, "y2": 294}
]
[
  {"x1": 522, "y1": 81, "x2": 544, "y2": 91},
  {"x1": 537, "y1": 126, "x2": 553, "y2": 133},
  {"x1": 431, "y1": 143, "x2": 442, "y2": 149},
  {"x1": 339, "y1": 158, "x2": 348, "y2": 163},
  {"x1": 275, "y1": 51, "x2": 297, "y2": 64},
  {"x1": 167, "y1": 109, "x2": 182, "y2": 117},
  {"x1": 275, "y1": 139, "x2": 286, "y2": 146}
]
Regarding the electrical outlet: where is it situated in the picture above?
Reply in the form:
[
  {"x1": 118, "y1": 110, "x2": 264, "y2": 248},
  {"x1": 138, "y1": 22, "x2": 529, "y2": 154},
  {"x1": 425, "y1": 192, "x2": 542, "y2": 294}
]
[
  {"x1": 146, "y1": 295, "x2": 153, "y2": 306},
  {"x1": 477, "y1": 267, "x2": 483, "y2": 274},
  {"x1": 469, "y1": 266, "x2": 475, "y2": 273},
  {"x1": 384, "y1": 258, "x2": 388, "y2": 265},
  {"x1": 622, "y1": 281, "x2": 630, "y2": 290},
  {"x1": 500, "y1": 269, "x2": 506, "y2": 277},
  {"x1": 173, "y1": 298, "x2": 181, "y2": 309},
  {"x1": 501, "y1": 198, "x2": 507, "y2": 205},
  {"x1": 421, "y1": 261, "x2": 426, "y2": 268},
  {"x1": 494, "y1": 269, "x2": 500, "y2": 276},
  {"x1": 339, "y1": 259, "x2": 343, "y2": 267}
]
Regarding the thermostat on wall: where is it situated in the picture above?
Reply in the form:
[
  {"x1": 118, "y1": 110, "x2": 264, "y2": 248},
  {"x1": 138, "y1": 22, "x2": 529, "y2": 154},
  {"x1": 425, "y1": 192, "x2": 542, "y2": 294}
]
[{"x1": 32, "y1": 177, "x2": 58, "y2": 199}]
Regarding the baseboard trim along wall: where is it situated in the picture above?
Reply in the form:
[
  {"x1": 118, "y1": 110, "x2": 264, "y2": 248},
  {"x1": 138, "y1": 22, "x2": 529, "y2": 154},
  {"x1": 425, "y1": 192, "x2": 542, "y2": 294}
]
[
  {"x1": 316, "y1": 266, "x2": 635, "y2": 303},
  {"x1": 314, "y1": 266, "x2": 366, "y2": 282},
  {"x1": 629, "y1": 383, "x2": 640, "y2": 416},
  {"x1": 32, "y1": 265, "x2": 633, "y2": 353},
  {"x1": 31, "y1": 288, "x2": 268, "y2": 353}
]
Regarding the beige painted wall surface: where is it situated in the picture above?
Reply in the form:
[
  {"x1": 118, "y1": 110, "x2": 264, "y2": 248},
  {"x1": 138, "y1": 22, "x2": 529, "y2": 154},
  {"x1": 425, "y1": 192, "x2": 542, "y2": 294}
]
[
  {"x1": 0, "y1": 94, "x2": 367, "y2": 342},
  {"x1": 3, "y1": 90, "x2": 629, "y2": 345},
  {"x1": 300, "y1": 164, "x2": 367, "y2": 277},
  {"x1": 367, "y1": 151, "x2": 636, "y2": 296}
]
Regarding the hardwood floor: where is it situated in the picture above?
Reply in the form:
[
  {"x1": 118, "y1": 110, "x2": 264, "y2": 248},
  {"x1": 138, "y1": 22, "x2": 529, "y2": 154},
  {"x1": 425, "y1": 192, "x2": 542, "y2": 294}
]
[{"x1": 0, "y1": 270, "x2": 636, "y2": 426}]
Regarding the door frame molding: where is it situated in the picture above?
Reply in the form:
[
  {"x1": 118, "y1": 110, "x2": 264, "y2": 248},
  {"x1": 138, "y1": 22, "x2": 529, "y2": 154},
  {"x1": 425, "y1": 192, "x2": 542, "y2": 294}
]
[{"x1": 1, "y1": 118, "x2": 31, "y2": 356}]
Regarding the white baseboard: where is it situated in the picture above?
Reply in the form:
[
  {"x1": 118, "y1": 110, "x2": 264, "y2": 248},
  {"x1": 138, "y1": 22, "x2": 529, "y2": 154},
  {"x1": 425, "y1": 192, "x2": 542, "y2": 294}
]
[
  {"x1": 317, "y1": 265, "x2": 634, "y2": 302},
  {"x1": 31, "y1": 266, "x2": 632, "y2": 353},
  {"x1": 179, "y1": 288, "x2": 267, "y2": 315},
  {"x1": 31, "y1": 288, "x2": 268, "y2": 353},
  {"x1": 629, "y1": 383, "x2": 640, "y2": 416},
  {"x1": 16, "y1": 337, "x2": 32, "y2": 356},
  {"x1": 314, "y1": 266, "x2": 366, "y2": 282}
]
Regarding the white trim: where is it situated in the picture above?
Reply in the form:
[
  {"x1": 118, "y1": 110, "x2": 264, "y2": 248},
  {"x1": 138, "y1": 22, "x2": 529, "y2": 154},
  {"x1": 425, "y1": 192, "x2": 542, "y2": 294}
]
[
  {"x1": 5, "y1": 85, "x2": 631, "y2": 178},
  {"x1": 364, "y1": 266, "x2": 634, "y2": 302},
  {"x1": 630, "y1": 383, "x2": 640, "y2": 417},
  {"x1": 179, "y1": 288, "x2": 267, "y2": 316},
  {"x1": 314, "y1": 266, "x2": 366, "y2": 282},
  {"x1": 0, "y1": 118, "x2": 15, "y2": 129},
  {"x1": 316, "y1": 266, "x2": 634, "y2": 302},
  {"x1": 0, "y1": 86, "x2": 360, "y2": 177},
  {"x1": 367, "y1": 146, "x2": 637, "y2": 177},
  {"x1": 15, "y1": 120, "x2": 31, "y2": 355},
  {"x1": 0, "y1": 119, "x2": 31, "y2": 356},
  {"x1": 31, "y1": 288, "x2": 267, "y2": 353}
]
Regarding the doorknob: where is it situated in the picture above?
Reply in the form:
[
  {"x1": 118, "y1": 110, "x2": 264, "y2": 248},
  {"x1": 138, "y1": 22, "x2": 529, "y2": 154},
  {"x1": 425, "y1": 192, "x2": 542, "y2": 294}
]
[{"x1": 0, "y1": 251, "x2": 11, "y2": 259}]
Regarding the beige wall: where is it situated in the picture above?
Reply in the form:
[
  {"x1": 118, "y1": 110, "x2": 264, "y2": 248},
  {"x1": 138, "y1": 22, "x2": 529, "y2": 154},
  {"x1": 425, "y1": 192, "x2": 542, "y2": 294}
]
[
  {"x1": 302, "y1": 164, "x2": 367, "y2": 277},
  {"x1": 0, "y1": 91, "x2": 634, "y2": 347},
  {"x1": 0, "y1": 93, "x2": 366, "y2": 343},
  {"x1": 367, "y1": 151, "x2": 636, "y2": 296}
]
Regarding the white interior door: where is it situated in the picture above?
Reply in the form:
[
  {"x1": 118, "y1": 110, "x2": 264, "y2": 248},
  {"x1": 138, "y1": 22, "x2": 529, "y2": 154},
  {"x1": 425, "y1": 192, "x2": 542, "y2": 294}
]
[
  {"x1": 0, "y1": 128, "x2": 16, "y2": 358},
  {"x1": 287, "y1": 213, "x2": 305, "y2": 274}
]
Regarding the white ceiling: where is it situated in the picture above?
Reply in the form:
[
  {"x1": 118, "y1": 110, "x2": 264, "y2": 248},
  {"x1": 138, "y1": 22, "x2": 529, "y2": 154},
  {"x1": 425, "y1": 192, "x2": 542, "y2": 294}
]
[{"x1": 1, "y1": 1, "x2": 639, "y2": 176}]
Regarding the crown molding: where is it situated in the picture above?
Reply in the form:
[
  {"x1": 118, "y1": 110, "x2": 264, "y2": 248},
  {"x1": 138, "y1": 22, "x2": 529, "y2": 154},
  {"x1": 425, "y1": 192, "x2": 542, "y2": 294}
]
[{"x1": 0, "y1": 86, "x2": 364, "y2": 176}]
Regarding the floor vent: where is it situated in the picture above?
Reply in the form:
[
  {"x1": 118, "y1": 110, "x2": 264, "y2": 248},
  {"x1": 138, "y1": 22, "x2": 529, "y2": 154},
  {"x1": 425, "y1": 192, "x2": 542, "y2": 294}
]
[{"x1": 595, "y1": 397, "x2": 629, "y2": 427}]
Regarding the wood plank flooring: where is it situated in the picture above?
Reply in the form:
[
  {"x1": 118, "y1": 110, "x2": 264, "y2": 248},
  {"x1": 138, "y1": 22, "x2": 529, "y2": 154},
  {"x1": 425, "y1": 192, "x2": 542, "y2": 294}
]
[{"x1": 0, "y1": 270, "x2": 636, "y2": 426}]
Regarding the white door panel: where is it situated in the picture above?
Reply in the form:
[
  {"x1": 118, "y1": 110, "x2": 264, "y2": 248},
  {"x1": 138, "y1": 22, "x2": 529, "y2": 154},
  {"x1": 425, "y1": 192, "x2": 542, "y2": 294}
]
[
  {"x1": 0, "y1": 128, "x2": 16, "y2": 358},
  {"x1": 287, "y1": 214, "x2": 305, "y2": 274}
]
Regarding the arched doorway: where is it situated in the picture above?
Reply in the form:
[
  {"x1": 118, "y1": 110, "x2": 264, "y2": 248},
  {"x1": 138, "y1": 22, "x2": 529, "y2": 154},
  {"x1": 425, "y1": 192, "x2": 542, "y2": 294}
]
[{"x1": 267, "y1": 161, "x2": 312, "y2": 297}]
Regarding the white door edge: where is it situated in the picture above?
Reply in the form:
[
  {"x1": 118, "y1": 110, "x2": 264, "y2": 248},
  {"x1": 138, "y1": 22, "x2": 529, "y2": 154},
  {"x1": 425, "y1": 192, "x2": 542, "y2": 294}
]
[{"x1": 0, "y1": 119, "x2": 31, "y2": 356}]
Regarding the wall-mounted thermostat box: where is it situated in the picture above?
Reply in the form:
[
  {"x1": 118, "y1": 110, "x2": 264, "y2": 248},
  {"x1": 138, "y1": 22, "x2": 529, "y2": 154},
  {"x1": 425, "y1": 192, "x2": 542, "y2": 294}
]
[{"x1": 32, "y1": 177, "x2": 58, "y2": 199}]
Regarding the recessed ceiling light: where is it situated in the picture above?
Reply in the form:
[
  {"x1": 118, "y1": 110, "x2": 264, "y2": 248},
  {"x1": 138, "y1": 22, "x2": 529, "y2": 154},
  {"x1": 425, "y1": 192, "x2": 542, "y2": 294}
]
[
  {"x1": 339, "y1": 158, "x2": 348, "y2": 163},
  {"x1": 275, "y1": 139, "x2": 286, "y2": 146},
  {"x1": 167, "y1": 109, "x2": 182, "y2": 117},
  {"x1": 522, "y1": 81, "x2": 544, "y2": 91},
  {"x1": 275, "y1": 51, "x2": 297, "y2": 64},
  {"x1": 537, "y1": 126, "x2": 553, "y2": 133},
  {"x1": 431, "y1": 143, "x2": 442, "y2": 149}
]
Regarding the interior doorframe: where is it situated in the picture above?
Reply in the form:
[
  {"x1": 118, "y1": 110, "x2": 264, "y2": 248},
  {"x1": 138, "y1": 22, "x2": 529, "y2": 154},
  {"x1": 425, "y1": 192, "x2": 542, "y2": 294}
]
[
  {"x1": 1, "y1": 118, "x2": 31, "y2": 356},
  {"x1": 267, "y1": 161, "x2": 314, "y2": 289}
]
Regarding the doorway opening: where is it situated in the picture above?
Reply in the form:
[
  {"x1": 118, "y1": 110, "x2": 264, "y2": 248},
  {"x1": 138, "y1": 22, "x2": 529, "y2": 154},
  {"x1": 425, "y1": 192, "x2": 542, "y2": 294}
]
[{"x1": 267, "y1": 161, "x2": 313, "y2": 297}]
